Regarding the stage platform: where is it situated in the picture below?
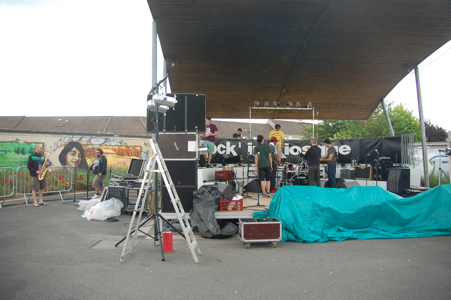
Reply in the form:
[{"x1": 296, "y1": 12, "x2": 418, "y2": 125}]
[{"x1": 161, "y1": 192, "x2": 270, "y2": 219}]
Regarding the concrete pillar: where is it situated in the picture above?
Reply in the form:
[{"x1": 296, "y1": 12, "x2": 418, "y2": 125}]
[{"x1": 414, "y1": 66, "x2": 429, "y2": 187}]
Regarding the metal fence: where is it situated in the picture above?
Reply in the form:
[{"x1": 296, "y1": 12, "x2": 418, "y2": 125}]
[
  {"x1": 15, "y1": 166, "x2": 73, "y2": 205},
  {"x1": 0, "y1": 167, "x2": 15, "y2": 208}
]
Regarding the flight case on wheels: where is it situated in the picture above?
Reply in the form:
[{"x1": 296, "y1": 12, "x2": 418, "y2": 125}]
[{"x1": 239, "y1": 218, "x2": 282, "y2": 249}]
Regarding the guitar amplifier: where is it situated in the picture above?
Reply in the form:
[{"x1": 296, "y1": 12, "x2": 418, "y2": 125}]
[
  {"x1": 355, "y1": 165, "x2": 373, "y2": 180},
  {"x1": 215, "y1": 170, "x2": 234, "y2": 182}
]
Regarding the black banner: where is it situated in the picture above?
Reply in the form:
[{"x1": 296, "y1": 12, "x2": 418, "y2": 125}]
[{"x1": 205, "y1": 137, "x2": 402, "y2": 165}]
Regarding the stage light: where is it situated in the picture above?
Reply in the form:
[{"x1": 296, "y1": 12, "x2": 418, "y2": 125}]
[
  {"x1": 296, "y1": 101, "x2": 301, "y2": 107},
  {"x1": 284, "y1": 101, "x2": 293, "y2": 107},
  {"x1": 307, "y1": 102, "x2": 312, "y2": 108},
  {"x1": 264, "y1": 101, "x2": 269, "y2": 107},
  {"x1": 254, "y1": 101, "x2": 260, "y2": 107},
  {"x1": 147, "y1": 100, "x2": 169, "y2": 113},
  {"x1": 273, "y1": 101, "x2": 280, "y2": 107},
  {"x1": 153, "y1": 94, "x2": 177, "y2": 108}
]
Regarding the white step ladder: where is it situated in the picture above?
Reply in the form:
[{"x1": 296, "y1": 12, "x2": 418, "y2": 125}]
[{"x1": 120, "y1": 139, "x2": 202, "y2": 264}]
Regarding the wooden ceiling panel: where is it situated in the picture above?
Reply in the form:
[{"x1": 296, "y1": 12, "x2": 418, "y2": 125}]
[{"x1": 147, "y1": 0, "x2": 451, "y2": 120}]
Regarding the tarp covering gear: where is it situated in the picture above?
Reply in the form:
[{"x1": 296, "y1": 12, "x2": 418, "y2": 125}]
[
  {"x1": 253, "y1": 185, "x2": 451, "y2": 243},
  {"x1": 190, "y1": 185, "x2": 238, "y2": 238}
]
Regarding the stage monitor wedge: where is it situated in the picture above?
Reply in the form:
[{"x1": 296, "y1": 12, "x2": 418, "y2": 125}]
[{"x1": 147, "y1": 93, "x2": 206, "y2": 132}]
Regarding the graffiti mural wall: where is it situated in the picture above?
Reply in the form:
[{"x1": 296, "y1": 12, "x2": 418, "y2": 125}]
[
  {"x1": 414, "y1": 148, "x2": 450, "y2": 176},
  {"x1": 0, "y1": 133, "x2": 150, "y2": 173}
]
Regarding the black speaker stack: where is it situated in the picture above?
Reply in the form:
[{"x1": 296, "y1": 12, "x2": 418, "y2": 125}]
[{"x1": 147, "y1": 93, "x2": 206, "y2": 133}]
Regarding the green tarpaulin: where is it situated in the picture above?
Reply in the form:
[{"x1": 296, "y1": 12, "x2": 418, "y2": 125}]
[{"x1": 253, "y1": 184, "x2": 451, "y2": 243}]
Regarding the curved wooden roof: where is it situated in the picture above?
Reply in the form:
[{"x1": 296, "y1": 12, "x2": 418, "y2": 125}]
[{"x1": 146, "y1": 0, "x2": 451, "y2": 120}]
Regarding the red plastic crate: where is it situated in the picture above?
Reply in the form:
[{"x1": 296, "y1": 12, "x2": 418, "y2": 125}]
[{"x1": 219, "y1": 198, "x2": 243, "y2": 211}]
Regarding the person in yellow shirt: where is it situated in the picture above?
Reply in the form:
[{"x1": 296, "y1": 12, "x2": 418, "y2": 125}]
[{"x1": 269, "y1": 124, "x2": 284, "y2": 163}]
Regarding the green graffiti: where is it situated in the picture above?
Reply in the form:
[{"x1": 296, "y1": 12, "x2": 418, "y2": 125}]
[{"x1": 0, "y1": 142, "x2": 42, "y2": 169}]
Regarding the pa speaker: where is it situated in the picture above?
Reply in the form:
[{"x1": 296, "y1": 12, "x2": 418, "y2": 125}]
[
  {"x1": 159, "y1": 132, "x2": 198, "y2": 159},
  {"x1": 164, "y1": 160, "x2": 197, "y2": 186},
  {"x1": 217, "y1": 182, "x2": 236, "y2": 198},
  {"x1": 387, "y1": 168, "x2": 410, "y2": 196},
  {"x1": 243, "y1": 179, "x2": 261, "y2": 193},
  {"x1": 162, "y1": 186, "x2": 196, "y2": 213},
  {"x1": 337, "y1": 180, "x2": 360, "y2": 188}
]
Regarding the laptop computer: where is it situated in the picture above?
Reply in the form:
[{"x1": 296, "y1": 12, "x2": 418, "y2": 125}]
[{"x1": 112, "y1": 158, "x2": 145, "y2": 180}]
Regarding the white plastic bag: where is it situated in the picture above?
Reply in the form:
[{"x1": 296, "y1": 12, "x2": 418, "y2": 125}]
[
  {"x1": 81, "y1": 198, "x2": 124, "y2": 221},
  {"x1": 77, "y1": 198, "x2": 101, "y2": 211}
]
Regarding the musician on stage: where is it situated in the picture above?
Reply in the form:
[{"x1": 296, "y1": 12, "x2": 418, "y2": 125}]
[
  {"x1": 27, "y1": 145, "x2": 51, "y2": 207},
  {"x1": 232, "y1": 128, "x2": 243, "y2": 139},
  {"x1": 269, "y1": 124, "x2": 284, "y2": 162},
  {"x1": 287, "y1": 164, "x2": 300, "y2": 173},
  {"x1": 320, "y1": 139, "x2": 337, "y2": 188},
  {"x1": 269, "y1": 137, "x2": 278, "y2": 191},
  {"x1": 254, "y1": 135, "x2": 273, "y2": 197},
  {"x1": 304, "y1": 139, "x2": 321, "y2": 186},
  {"x1": 200, "y1": 117, "x2": 218, "y2": 168}
]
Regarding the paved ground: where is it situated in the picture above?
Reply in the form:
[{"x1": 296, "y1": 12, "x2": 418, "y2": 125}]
[{"x1": 1, "y1": 194, "x2": 451, "y2": 300}]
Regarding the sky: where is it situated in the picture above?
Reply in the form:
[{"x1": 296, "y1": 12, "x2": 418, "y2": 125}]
[{"x1": 0, "y1": 0, "x2": 450, "y2": 131}]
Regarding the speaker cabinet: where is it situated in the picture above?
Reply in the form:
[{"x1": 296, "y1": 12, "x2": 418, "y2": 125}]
[
  {"x1": 162, "y1": 186, "x2": 196, "y2": 212},
  {"x1": 387, "y1": 168, "x2": 410, "y2": 196},
  {"x1": 164, "y1": 160, "x2": 197, "y2": 186},
  {"x1": 147, "y1": 94, "x2": 206, "y2": 132},
  {"x1": 355, "y1": 165, "x2": 372, "y2": 180},
  {"x1": 337, "y1": 179, "x2": 361, "y2": 188},
  {"x1": 244, "y1": 179, "x2": 261, "y2": 193},
  {"x1": 340, "y1": 169, "x2": 355, "y2": 179},
  {"x1": 217, "y1": 182, "x2": 236, "y2": 198},
  {"x1": 158, "y1": 132, "x2": 198, "y2": 160},
  {"x1": 161, "y1": 160, "x2": 198, "y2": 212}
]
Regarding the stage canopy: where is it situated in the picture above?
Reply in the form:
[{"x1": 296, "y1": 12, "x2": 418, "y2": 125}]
[
  {"x1": 146, "y1": 0, "x2": 451, "y2": 120},
  {"x1": 254, "y1": 185, "x2": 451, "y2": 243}
]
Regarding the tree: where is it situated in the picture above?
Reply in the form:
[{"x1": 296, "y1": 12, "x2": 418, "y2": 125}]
[
  {"x1": 425, "y1": 120, "x2": 447, "y2": 142},
  {"x1": 300, "y1": 102, "x2": 422, "y2": 142}
]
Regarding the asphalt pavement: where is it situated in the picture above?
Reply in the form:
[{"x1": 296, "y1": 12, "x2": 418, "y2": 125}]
[{"x1": 1, "y1": 194, "x2": 451, "y2": 300}]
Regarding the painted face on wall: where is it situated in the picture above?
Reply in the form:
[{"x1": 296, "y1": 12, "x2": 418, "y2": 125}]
[{"x1": 65, "y1": 147, "x2": 81, "y2": 168}]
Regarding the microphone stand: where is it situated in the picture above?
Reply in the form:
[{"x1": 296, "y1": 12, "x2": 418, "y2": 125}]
[{"x1": 365, "y1": 154, "x2": 368, "y2": 187}]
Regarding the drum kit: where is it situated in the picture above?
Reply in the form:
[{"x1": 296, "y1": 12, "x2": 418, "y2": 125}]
[{"x1": 276, "y1": 158, "x2": 309, "y2": 187}]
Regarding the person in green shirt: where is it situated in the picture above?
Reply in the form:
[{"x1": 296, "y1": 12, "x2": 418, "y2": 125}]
[{"x1": 253, "y1": 135, "x2": 273, "y2": 197}]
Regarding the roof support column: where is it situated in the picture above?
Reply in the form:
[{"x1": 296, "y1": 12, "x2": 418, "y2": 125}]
[
  {"x1": 414, "y1": 66, "x2": 429, "y2": 187},
  {"x1": 152, "y1": 20, "x2": 157, "y2": 90},
  {"x1": 380, "y1": 98, "x2": 395, "y2": 136}
]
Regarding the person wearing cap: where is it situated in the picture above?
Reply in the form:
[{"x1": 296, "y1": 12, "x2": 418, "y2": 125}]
[
  {"x1": 269, "y1": 124, "x2": 284, "y2": 161},
  {"x1": 270, "y1": 137, "x2": 283, "y2": 166}
]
